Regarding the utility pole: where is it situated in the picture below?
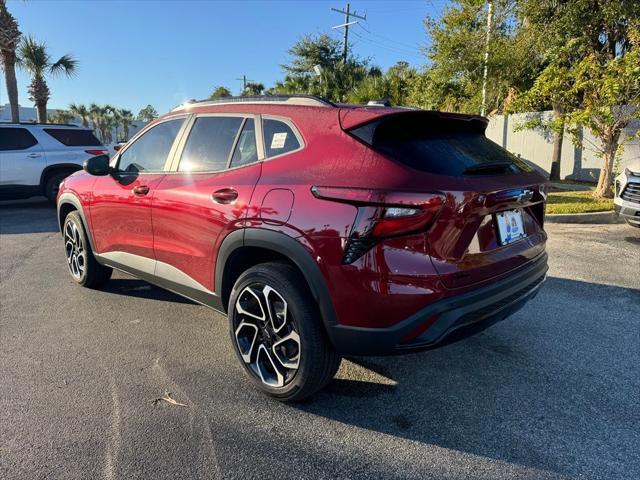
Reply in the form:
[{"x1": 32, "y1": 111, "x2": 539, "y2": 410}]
[
  {"x1": 236, "y1": 75, "x2": 255, "y2": 94},
  {"x1": 480, "y1": 0, "x2": 493, "y2": 117},
  {"x1": 331, "y1": 3, "x2": 366, "y2": 62}
]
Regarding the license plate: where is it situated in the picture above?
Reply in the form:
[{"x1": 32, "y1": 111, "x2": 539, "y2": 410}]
[{"x1": 495, "y1": 209, "x2": 526, "y2": 245}]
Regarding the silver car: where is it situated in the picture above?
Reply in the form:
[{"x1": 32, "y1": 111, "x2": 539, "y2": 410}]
[{"x1": 614, "y1": 161, "x2": 640, "y2": 228}]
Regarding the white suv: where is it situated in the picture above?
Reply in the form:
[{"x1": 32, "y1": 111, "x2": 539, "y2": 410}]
[
  {"x1": 0, "y1": 123, "x2": 106, "y2": 203},
  {"x1": 614, "y1": 161, "x2": 640, "y2": 228}
]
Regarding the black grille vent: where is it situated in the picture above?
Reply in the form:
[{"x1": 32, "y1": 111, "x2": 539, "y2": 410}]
[{"x1": 621, "y1": 181, "x2": 640, "y2": 205}]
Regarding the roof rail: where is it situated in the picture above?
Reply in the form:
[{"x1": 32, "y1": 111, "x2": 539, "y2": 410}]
[
  {"x1": 172, "y1": 94, "x2": 336, "y2": 111},
  {"x1": 0, "y1": 121, "x2": 80, "y2": 127}
]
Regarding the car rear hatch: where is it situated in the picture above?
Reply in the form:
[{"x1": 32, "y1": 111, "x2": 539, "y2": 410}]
[{"x1": 343, "y1": 108, "x2": 547, "y2": 290}]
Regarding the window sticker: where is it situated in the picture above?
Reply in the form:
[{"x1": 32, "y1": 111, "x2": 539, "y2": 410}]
[{"x1": 270, "y1": 132, "x2": 288, "y2": 149}]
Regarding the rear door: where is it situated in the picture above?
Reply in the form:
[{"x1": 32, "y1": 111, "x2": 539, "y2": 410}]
[
  {"x1": 89, "y1": 117, "x2": 187, "y2": 264},
  {"x1": 151, "y1": 114, "x2": 263, "y2": 293},
  {"x1": 0, "y1": 127, "x2": 45, "y2": 187},
  {"x1": 41, "y1": 127, "x2": 106, "y2": 166}
]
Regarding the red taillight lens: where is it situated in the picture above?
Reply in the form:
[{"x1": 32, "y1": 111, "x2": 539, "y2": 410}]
[
  {"x1": 312, "y1": 186, "x2": 445, "y2": 263},
  {"x1": 85, "y1": 149, "x2": 108, "y2": 156}
]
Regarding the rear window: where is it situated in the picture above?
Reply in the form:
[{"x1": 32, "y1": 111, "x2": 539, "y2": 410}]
[
  {"x1": 350, "y1": 114, "x2": 532, "y2": 176},
  {"x1": 43, "y1": 128, "x2": 102, "y2": 147},
  {"x1": 0, "y1": 127, "x2": 38, "y2": 151},
  {"x1": 263, "y1": 118, "x2": 301, "y2": 158}
]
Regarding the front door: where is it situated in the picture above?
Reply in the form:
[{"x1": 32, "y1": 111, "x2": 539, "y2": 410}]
[
  {"x1": 151, "y1": 115, "x2": 262, "y2": 294},
  {"x1": 89, "y1": 117, "x2": 187, "y2": 267}
]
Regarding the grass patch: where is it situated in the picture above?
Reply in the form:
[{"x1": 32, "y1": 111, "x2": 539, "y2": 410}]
[{"x1": 546, "y1": 191, "x2": 614, "y2": 214}]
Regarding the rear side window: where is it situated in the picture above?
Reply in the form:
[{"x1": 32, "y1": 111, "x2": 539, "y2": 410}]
[
  {"x1": 350, "y1": 114, "x2": 533, "y2": 176},
  {"x1": 263, "y1": 119, "x2": 301, "y2": 158},
  {"x1": 43, "y1": 128, "x2": 102, "y2": 146},
  {"x1": 178, "y1": 116, "x2": 243, "y2": 172},
  {"x1": 118, "y1": 118, "x2": 184, "y2": 173},
  {"x1": 230, "y1": 118, "x2": 258, "y2": 168},
  {"x1": 0, "y1": 128, "x2": 38, "y2": 151}
]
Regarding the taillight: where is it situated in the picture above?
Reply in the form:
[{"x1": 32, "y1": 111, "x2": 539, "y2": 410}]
[
  {"x1": 85, "y1": 149, "x2": 108, "y2": 156},
  {"x1": 311, "y1": 186, "x2": 445, "y2": 264}
]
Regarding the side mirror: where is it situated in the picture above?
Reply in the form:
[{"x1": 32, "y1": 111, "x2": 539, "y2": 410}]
[{"x1": 83, "y1": 155, "x2": 111, "y2": 176}]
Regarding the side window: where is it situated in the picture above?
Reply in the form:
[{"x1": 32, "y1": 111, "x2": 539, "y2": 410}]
[
  {"x1": 0, "y1": 128, "x2": 38, "y2": 151},
  {"x1": 178, "y1": 117, "x2": 243, "y2": 172},
  {"x1": 118, "y1": 119, "x2": 184, "y2": 173},
  {"x1": 263, "y1": 119, "x2": 301, "y2": 158},
  {"x1": 230, "y1": 118, "x2": 258, "y2": 168}
]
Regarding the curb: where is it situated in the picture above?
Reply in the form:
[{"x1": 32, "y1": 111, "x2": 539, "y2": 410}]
[{"x1": 545, "y1": 210, "x2": 622, "y2": 224}]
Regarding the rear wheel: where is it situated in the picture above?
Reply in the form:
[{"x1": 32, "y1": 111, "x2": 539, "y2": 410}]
[
  {"x1": 45, "y1": 171, "x2": 72, "y2": 203},
  {"x1": 229, "y1": 262, "x2": 341, "y2": 402},
  {"x1": 63, "y1": 211, "x2": 112, "y2": 288}
]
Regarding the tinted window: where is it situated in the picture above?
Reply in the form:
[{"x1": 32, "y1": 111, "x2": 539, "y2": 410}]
[
  {"x1": 44, "y1": 128, "x2": 102, "y2": 146},
  {"x1": 178, "y1": 117, "x2": 243, "y2": 172},
  {"x1": 118, "y1": 119, "x2": 184, "y2": 173},
  {"x1": 263, "y1": 119, "x2": 301, "y2": 158},
  {"x1": 351, "y1": 115, "x2": 532, "y2": 176},
  {"x1": 230, "y1": 118, "x2": 258, "y2": 168},
  {"x1": 0, "y1": 128, "x2": 38, "y2": 151}
]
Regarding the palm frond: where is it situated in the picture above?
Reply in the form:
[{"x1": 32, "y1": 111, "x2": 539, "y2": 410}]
[
  {"x1": 50, "y1": 54, "x2": 77, "y2": 77},
  {"x1": 18, "y1": 35, "x2": 50, "y2": 76}
]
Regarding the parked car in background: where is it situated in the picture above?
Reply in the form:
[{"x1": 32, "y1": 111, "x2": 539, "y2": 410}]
[
  {"x1": 57, "y1": 95, "x2": 548, "y2": 401},
  {"x1": 0, "y1": 123, "x2": 106, "y2": 202},
  {"x1": 614, "y1": 162, "x2": 640, "y2": 228}
]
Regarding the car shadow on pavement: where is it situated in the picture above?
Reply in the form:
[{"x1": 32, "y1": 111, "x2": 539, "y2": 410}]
[
  {"x1": 293, "y1": 277, "x2": 640, "y2": 479},
  {"x1": 102, "y1": 278, "x2": 196, "y2": 304},
  {"x1": 0, "y1": 198, "x2": 58, "y2": 234}
]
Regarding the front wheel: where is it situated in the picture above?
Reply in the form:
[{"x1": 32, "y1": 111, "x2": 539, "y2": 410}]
[
  {"x1": 229, "y1": 262, "x2": 341, "y2": 402},
  {"x1": 63, "y1": 211, "x2": 112, "y2": 288}
]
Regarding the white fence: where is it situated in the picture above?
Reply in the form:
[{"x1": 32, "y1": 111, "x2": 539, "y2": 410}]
[{"x1": 485, "y1": 111, "x2": 640, "y2": 182}]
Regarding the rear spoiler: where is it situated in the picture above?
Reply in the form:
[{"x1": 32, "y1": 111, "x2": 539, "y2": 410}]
[{"x1": 338, "y1": 107, "x2": 488, "y2": 132}]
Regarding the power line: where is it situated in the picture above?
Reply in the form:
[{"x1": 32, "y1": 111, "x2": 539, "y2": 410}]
[
  {"x1": 331, "y1": 3, "x2": 367, "y2": 62},
  {"x1": 357, "y1": 23, "x2": 423, "y2": 51},
  {"x1": 350, "y1": 30, "x2": 423, "y2": 59}
]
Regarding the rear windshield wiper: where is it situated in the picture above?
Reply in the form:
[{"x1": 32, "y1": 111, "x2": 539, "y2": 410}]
[{"x1": 463, "y1": 161, "x2": 513, "y2": 175}]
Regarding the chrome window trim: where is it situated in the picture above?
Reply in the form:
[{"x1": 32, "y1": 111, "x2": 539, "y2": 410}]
[
  {"x1": 114, "y1": 114, "x2": 190, "y2": 173},
  {"x1": 261, "y1": 115, "x2": 305, "y2": 161}
]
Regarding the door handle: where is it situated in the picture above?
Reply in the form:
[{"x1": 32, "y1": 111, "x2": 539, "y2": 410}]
[
  {"x1": 132, "y1": 185, "x2": 150, "y2": 196},
  {"x1": 27, "y1": 153, "x2": 41, "y2": 158},
  {"x1": 212, "y1": 188, "x2": 238, "y2": 204}
]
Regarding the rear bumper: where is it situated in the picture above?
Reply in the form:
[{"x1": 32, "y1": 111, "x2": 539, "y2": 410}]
[{"x1": 327, "y1": 252, "x2": 548, "y2": 355}]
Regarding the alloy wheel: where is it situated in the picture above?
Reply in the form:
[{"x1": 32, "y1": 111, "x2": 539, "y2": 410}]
[
  {"x1": 64, "y1": 220, "x2": 86, "y2": 280},
  {"x1": 233, "y1": 284, "x2": 301, "y2": 388}
]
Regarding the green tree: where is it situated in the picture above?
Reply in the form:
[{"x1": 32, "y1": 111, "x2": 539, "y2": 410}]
[
  {"x1": 137, "y1": 104, "x2": 158, "y2": 122},
  {"x1": 118, "y1": 108, "x2": 134, "y2": 141},
  {"x1": 347, "y1": 62, "x2": 417, "y2": 106},
  {"x1": 48, "y1": 109, "x2": 74, "y2": 124},
  {"x1": 274, "y1": 33, "x2": 369, "y2": 102},
  {"x1": 512, "y1": 0, "x2": 639, "y2": 190},
  {"x1": 209, "y1": 85, "x2": 232, "y2": 99},
  {"x1": 417, "y1": 0, "x2": 542, "y2": 114},
  {"x1": 242, "y1": 82, "x2": 264, "y2": 96},
  {"x1": 0, "y1": 0, "x2": 21, "y2": 122},
  {"x1": 69, "y1": 103, "x2": 90, "y2": 127},
  {"x1": 18, "y1": 35, "x2": 77, "y2": 123}
]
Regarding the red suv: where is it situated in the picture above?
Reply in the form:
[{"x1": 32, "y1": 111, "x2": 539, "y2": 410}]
[{"x1": 57, "y1": 95, "x2": 548, "y2": 401}]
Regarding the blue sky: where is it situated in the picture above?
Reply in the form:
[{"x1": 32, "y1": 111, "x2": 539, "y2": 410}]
[{"x1": 2, "y1": 0, "x2": 445, "y2": 115}]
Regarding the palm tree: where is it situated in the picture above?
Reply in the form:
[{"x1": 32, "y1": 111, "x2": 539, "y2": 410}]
[
  {"x1": 18, "y1": 35, "x2": 77, "y2": 123},
  {"x1": 0, "y1": 0, "x2": 22, "y2": 122},
  {"x1": 69, "y1": 103, "x2": 90, "y2": 127},
  {"x1": 118, "y1": 108, "x2": 134, "y2": 141},
  {"x1": 48, "y1": 109, "x2": 74, "y2": 124},
  {"x1": 89, "y1": 103, "x2": 106, "y2": 142}
]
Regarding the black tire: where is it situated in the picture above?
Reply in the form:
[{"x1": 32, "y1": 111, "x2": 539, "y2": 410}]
[
  {"x1": 625, "y1": 219, "x2": 640, "y2": 228},
  {"x1": 45, "y1": 171, "x2": 72, "y2": 204},
  {"x1": 63, "y1": 211, "x2": 112, "y2": 288},
  {"x1": 228, "y1": 262, "x2": 341, "y2": 402}
]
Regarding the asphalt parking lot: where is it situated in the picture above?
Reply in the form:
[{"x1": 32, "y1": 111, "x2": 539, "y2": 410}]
[{"x1": 1, "y1": 198, "x2": 639, "y2": 480}]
